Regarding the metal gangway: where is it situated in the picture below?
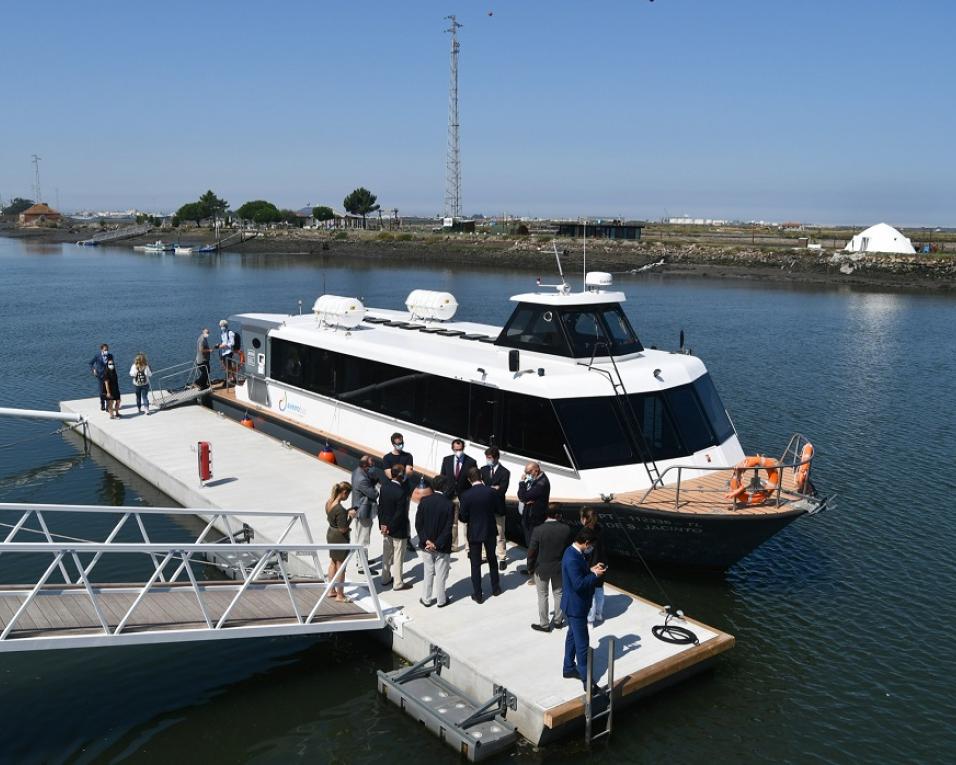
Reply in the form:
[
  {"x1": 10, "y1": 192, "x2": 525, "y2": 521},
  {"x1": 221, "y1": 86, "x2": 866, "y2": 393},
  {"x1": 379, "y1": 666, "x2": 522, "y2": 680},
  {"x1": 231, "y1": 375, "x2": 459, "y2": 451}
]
[
  {"x1": 0, "y1": 503, "x2": 384, "y2": 652},
  {"x1": 149, "y1": 361, "x2": 211, "y2": 411},
  {"x1": 76, "y1": 222, "x2": 153, "y2": 246}
]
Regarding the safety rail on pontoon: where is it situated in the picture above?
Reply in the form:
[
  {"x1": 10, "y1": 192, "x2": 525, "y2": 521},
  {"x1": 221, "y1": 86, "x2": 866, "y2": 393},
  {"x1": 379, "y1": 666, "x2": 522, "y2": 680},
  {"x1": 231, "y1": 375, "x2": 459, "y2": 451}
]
[
  {"x1": 636, "y1": 433, "x2": 818, "y2": 510},
  {"x1": 0, "y1": 504, "x2": 384, "y2": 650}
]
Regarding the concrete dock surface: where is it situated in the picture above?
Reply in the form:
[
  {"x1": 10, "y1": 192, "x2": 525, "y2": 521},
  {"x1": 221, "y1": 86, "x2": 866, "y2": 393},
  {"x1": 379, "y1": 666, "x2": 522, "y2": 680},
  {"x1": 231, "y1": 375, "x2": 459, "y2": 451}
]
[{"x1": 60, "y1": 393, "x2": 733, "y2": 744}]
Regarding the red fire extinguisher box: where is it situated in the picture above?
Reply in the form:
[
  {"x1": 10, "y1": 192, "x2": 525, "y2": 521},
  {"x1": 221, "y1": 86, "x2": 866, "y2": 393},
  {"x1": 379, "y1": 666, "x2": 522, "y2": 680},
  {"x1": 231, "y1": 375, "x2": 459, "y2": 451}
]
[{"x1": 197, "y1": 441, "x2": 213, "y2": 483}]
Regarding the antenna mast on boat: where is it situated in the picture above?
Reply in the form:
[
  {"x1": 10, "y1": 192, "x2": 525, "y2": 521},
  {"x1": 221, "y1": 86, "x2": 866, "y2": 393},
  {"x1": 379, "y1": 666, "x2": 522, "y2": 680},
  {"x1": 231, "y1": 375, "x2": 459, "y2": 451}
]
[{"x1": 582, "y1": 218, "x2": 587, "y2": 290}]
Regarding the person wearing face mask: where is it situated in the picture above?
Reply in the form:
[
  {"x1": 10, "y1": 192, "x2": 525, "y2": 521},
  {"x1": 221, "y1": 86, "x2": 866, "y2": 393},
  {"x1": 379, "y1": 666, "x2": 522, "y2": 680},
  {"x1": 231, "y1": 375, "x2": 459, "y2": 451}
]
[
  {"x1": 350, "y1": 455, "x2": 380, "y2": 572},
  {"x1": 377, "y1": 463, "x2": 412, "y2": 590},
  {"x1": 517, "y1": 462, "x2": 551, "y2": 572},
  {"x1": 383, "y1": 432, "x2": 414, "y2": 479},
  {"x1": 560, "y1": 527, "x2": 606, "y2": 687},
  {"x1": 89, "y1": 343, "x2": 114, "y2": 412},
  {"x1": 195, "y1": 328, "x2": 212, "y2": 389},
  {"x1": 480, "y1": 446, "x2": 511, "y2": 570},
  {"x1": 440, "y1": 438, "x2": 477, "y2": 552},
  {"x1": 102, "y1": 357, "x2": 122, "y2": 419},
  {"x1": 215, "y1": 319, "x2": 236, "y2": 385}
]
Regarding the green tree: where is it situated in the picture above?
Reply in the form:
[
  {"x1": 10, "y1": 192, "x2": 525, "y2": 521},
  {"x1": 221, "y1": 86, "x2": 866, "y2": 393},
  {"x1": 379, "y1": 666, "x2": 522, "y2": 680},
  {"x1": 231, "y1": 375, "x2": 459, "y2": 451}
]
[
  {"x1": 198, "y1": 189, "x2": 229, "y2": 220},
  {"x1": 173, "y1": 201, "x2": 206, "y2": 226},
  {"x1": 343, "y1": 187, "x2": 379, "y2": 229},
  {"x1": 312, "y1": 205, "x2": 334, "y2": 222},
  {"x1": 1, "y1": 197, "x2": 35, "y2": 216},
  {"x1": 236, "y1": 200, "x2": 282, "y2": 225},
  {"x1": 279, "y1": 209, "x2": 304, "y2": 227}
]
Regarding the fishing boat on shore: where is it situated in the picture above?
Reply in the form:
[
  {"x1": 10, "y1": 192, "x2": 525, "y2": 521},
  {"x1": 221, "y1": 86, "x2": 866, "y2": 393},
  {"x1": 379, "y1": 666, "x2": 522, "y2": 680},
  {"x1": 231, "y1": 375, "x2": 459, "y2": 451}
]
[{"x1": 214, "y1": 272, "x2": 828, "y2": 570}]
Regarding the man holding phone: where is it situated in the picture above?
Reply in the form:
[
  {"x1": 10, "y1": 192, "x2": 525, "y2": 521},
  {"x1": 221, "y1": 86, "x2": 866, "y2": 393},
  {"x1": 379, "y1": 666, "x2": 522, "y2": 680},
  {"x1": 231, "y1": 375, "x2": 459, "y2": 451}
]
[{"x1": 559, "y1": 527, "x2": 606, "y2": 688}]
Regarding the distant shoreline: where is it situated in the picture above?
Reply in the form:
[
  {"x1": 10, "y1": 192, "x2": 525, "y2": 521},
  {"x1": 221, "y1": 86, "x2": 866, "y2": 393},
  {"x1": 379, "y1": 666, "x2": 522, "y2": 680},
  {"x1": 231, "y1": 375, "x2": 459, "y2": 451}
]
[{"x1": 3, "y1": 225, "x2": 954, "y2": 293}]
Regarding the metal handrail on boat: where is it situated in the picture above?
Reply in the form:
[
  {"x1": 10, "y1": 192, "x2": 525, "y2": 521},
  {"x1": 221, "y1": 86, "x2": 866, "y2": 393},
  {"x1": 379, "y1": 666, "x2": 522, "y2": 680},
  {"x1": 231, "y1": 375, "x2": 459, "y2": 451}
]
[{"x1": 636, "y1": 433, "x2": 817, "y2": 511}]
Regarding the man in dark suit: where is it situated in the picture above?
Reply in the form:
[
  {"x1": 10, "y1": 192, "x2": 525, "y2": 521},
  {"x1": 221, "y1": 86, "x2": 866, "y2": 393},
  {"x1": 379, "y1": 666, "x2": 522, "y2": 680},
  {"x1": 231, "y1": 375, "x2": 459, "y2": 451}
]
[
  {"x1": 517, "y1": 462, "x2": 551, "y2": 572},
  {"x1": 560, "y1": 527, "x2": 606, "y2": 686},
  {"x1": 378, "y1": 464, "x2": 412, "y2": 590},
  {"x1": 480, "y1": 446, "x2": 511, "y2": 571},
  {"x1": 440, "y1": 438, "x2": 477, "y2": 552},
  {"x1": 458, "y1": 466, "x2": 501, "y2": 603},
  {"x1": 415, "y1": 475, "x2": 455, "y2": 608},
  {"x1": 527, "y1": 505, "x2": 575, "y2": 632}
]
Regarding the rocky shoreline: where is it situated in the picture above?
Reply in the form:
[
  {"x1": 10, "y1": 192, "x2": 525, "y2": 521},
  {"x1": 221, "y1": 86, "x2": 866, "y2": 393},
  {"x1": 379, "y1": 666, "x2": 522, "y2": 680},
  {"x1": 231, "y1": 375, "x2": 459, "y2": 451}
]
[{"x1": 4, "y1": 224, "x2": 954, "y2": 292}]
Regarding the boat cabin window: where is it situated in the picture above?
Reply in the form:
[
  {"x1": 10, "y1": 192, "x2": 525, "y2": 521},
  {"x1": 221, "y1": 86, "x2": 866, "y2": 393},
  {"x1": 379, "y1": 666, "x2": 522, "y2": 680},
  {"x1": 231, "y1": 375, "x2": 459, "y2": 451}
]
[
  {"x1": 692, "y1": 374, "x2": 735, "y2": 444},
  {"x1": 554, "y1": 397, "x2": 638, "y2": 469},
  {"x1": 496, "y1": 302, "x2": 643, "y2": 357}
]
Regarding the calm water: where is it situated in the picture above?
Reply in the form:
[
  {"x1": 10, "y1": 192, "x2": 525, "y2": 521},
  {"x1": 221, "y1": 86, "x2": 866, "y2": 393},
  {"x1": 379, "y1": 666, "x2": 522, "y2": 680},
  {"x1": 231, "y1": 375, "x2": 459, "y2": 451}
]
[{"x1": 0, "y1": 237, "x2": 954, "y2": 764}]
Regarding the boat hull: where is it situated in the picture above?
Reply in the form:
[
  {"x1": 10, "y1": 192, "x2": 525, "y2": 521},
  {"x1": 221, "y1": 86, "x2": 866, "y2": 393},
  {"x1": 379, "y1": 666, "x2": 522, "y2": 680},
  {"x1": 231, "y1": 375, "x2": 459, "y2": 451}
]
[{"x1": 209, "y1": 394, "x2": 807, "y2": 571}]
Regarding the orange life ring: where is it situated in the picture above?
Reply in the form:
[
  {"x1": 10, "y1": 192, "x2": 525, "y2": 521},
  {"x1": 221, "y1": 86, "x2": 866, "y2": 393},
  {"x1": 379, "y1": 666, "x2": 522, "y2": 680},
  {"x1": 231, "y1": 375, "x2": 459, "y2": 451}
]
[
  {"x1": 794, "y1": 443, "x2": 814, "y2": 492},
  {"x1": 725, "y1": 456, "x2": 780, "y2": 506}
]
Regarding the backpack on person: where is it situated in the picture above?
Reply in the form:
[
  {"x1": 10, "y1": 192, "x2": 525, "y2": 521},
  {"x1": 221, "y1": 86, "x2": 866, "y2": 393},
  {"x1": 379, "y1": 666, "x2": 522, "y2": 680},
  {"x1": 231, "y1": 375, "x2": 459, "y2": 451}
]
[
  {"x1": 134, "y1": 367, "x2": 148, "y2": 387},
  {"x1": 231, "y1": 330, "x2": 241, "y2": 351}
]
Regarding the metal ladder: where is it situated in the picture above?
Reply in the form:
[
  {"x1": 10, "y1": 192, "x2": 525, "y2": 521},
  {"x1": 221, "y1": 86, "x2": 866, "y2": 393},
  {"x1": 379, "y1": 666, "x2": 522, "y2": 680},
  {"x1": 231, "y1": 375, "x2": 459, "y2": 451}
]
[
  {"x1": 584, "y1": 637, "x2": 616, "y2": 745},
  {"x1": 582, "y1": 344, "x2": 663, "y2": 488}
]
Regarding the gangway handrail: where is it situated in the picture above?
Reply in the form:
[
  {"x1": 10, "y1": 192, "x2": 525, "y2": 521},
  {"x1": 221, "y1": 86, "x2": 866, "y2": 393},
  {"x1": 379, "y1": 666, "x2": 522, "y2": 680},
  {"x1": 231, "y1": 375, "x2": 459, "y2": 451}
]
[
  {"x1": 0, "y1": 541, "x2": 384, "y2": 650},
  {"x1": 0, "y1": 502, "x2": 321, "y2": 582}
]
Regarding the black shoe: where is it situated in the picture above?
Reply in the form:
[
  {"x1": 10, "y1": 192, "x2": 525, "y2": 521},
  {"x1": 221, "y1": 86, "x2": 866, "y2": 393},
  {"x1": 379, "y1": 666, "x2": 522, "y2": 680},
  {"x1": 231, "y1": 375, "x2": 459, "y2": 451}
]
[
  {"x1": 471, "y1": 594, "x2": 484, "y2": 604},
  {"x1": 419, "y1": 598, "x2": 435, "y2": 608},
  {"x1": 552, "y1": 620, "x2": 567, "y2": 630},
  {"x1": 531, "y1": 623, "x2": 552, "y2": 633},
  {"x1": 520, "y1": 568, "x2": 530, "y2": 576},
  {"x1": 492, "y1": 587, "x2": 502, "y2": 597},
  {"x1": 498, "y1": 560, "x2": 507, "y2": 571},
  {"x1": 586, "y1": 683, "x2": 605, "y2": 697},
  {"x1": 563, "y1": 670, "x2": 582, "y2": 679},
  {"x1": 437, "y1": 597, "x2": 453, "y2": 608}
]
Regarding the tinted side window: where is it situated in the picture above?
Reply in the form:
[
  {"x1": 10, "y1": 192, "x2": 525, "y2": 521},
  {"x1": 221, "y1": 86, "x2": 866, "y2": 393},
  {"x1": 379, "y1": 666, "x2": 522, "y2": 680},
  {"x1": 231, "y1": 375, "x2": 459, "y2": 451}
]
[
  {"x1": 664, "y1": 385, "x2": 715, "y2": 453},
  {"x1": 501, "y1": 391, "x2": 569, "y2": 466},
  {"x1": 561, "y1": 310, "x2": 604, "y2": 358},
  {"x1": 693, "y1": 374, "x2": 735, "y2": 443},
  {"x1": 497, "y1": 304, "x2": 570, "y2": 354},
  {"x1": 420, "y1": 374, "x2": 469, "y2": 437},
  {"x1": 555, "y1": 397, "x2": 637, "y2": 469},
  {"x1": 601, "y1": 306, "x2": 643, "y2": 354},
  {"x1": 469, "y1": 384, "x2": 498, "y2": 446},
  {"x1": 629, "y1": 392, "x2": 685, "y2": 461}
]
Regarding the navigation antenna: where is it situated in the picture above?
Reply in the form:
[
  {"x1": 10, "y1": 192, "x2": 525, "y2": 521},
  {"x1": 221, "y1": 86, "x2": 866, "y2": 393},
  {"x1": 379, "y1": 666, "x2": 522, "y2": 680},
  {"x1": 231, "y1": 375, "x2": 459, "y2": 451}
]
[
  {"x1": 31, "y1": 154, "x2": 42, "y2": 203},
  {"x1": 444, "y1": 15, "x2": 462, "y2": 219},
  {"x1": 582, "y1": 218, "x2": 587, "y2": 290}
]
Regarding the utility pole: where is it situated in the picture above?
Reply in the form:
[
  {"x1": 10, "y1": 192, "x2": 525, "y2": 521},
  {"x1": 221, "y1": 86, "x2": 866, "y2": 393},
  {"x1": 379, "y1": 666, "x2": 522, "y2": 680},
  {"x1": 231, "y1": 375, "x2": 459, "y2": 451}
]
[
  {"x1": 31, "y1": 154, "x2": 42, "y2": 203},
  {"x1": 444, "y1": 15, "x2": 462, "y2": 220}
]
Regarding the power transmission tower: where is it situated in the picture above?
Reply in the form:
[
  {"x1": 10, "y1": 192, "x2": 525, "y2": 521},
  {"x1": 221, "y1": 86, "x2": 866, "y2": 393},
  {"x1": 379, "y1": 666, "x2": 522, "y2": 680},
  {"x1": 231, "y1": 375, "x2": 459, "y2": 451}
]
[
  {"x1": 31, "y1": 154, "x2": 42, "y2": 203},
  {"x1": 444, "y1": 15, "x2": 462, "y2": 219}
]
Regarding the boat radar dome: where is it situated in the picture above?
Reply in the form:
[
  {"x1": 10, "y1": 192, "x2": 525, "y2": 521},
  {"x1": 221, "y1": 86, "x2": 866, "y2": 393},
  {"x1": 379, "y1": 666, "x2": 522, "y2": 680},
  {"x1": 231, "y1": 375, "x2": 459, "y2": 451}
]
[
  {"x1": 406, "y1": 289, "x2": 458, "y2": 322},
  {"x1": 312, "y1": 295, "x2": 366, "y2": 329},
  {"x1": 585, "y1": 271, "x2": 614, "y2": 292}
]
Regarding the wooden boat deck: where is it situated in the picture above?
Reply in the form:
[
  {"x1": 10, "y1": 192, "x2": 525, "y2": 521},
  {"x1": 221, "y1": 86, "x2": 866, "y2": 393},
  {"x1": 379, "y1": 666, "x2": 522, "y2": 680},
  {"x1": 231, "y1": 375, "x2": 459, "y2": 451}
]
[
  {"x1": 0, "y1": 580, "x2": 371, "y2": 640},
  {"x1": 613, "y1": 465, "x2": 804, "y2": 516}
]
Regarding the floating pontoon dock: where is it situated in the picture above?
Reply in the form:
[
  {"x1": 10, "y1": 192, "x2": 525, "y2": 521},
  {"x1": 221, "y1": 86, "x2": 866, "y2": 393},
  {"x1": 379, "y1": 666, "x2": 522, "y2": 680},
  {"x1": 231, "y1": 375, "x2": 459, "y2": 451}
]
[{"x1": 57, "y1": 392, "x2": 734, "y2": 747}]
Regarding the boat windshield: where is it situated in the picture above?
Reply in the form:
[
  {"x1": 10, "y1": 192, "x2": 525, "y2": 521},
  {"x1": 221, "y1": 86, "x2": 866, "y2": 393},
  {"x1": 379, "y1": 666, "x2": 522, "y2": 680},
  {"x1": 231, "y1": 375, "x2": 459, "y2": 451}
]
[{"x1": 496, "y1": 302, "x2": 643, "y2": 357}]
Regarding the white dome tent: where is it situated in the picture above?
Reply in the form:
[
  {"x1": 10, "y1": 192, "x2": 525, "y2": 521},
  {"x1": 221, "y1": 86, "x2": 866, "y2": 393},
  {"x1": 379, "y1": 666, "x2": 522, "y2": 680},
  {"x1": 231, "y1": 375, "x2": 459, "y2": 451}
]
[{"x1": 844, "y1": 223, "x2": 915, "y2": 255}]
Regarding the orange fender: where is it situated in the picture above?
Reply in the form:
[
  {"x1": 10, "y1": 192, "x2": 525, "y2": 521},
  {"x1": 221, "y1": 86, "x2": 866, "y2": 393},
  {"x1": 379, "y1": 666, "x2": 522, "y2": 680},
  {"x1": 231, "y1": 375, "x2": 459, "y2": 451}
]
[{"x1": 794, "y1": 443, "x2": 814, "y2": 492}]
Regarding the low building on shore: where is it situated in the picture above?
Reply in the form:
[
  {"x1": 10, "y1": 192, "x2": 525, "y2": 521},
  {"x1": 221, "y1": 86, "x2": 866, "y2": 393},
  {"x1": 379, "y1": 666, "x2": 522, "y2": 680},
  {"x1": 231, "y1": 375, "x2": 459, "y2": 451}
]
[
  {"x1": 554, "y1": 220, "x2": 644, "y2": 240},
  {"x1": 18, "y1": 203, "x2": 62, "y2": 227}
]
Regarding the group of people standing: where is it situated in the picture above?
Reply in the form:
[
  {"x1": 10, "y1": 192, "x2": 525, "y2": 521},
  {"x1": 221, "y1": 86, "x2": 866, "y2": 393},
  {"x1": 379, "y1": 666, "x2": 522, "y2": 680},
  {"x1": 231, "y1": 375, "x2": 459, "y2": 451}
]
[
  {"x1": 195, "y1": 319, "x2": 239, "y2": 389},
  {"x1": 326, "y1": 433, "x2": 609, "y2": 688},
  {"x1": 89, "y1": 344, "x2": 153, "y2": 418}
]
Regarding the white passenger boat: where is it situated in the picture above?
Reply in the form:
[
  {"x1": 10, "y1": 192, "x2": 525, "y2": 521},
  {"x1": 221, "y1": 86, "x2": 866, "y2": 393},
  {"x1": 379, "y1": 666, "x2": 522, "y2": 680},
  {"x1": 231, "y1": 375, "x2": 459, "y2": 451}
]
[
  {"x1": 215, "y1": 272, "x2": 827, "y2": 569},
  {"x1": 174, "y1": 246, "x2": 193, "y2": 255}
]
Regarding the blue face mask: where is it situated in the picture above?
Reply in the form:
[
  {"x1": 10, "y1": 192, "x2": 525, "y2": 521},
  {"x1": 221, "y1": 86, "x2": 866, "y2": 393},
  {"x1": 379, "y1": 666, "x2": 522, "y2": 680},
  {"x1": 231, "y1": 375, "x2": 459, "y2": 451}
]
[
  {"x1": 486, "y1": 459, "x2": 495, "y2": 467},
  {"x1": 393, "y1": 443, "x2": 404, "y2": 452}
]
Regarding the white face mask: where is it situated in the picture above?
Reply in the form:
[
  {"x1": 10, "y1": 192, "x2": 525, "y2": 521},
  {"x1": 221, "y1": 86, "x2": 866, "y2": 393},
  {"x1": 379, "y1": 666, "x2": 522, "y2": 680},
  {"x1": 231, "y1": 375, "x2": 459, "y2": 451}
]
[
  {"x1": 453, "y1": 450, "x2": 463, "y2": 458},
  {"x1": 486, "y1": 459, "x2": 495, "y2": 467}
]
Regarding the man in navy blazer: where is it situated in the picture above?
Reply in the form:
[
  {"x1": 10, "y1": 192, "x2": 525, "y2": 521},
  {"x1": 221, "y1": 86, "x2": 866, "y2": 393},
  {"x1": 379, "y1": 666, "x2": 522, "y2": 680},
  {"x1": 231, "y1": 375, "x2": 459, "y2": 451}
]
[
  {"x1": 440, "y1": 438, "x2": 478, "y2": 551},
  {"x1": 560, "y1": 527, "x2": 606, "y2": 684},
  {"x1": 458, "y1": 466, "x2": 502, "y2": 603}
]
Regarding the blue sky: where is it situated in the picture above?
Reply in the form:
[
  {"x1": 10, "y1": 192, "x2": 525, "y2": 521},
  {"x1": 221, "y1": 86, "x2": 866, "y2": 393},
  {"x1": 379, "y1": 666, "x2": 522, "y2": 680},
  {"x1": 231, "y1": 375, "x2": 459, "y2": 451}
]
[{"x1": 1, "y1": 0, "x2": 953, "y2": 225}]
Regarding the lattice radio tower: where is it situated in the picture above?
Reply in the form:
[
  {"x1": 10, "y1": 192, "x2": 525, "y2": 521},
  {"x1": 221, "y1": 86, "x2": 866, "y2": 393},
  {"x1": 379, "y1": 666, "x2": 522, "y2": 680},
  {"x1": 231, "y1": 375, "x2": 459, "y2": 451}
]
[
  {"x1": 444, "y1": 15, "x2": 462, "y2": 219},
  {"x1": 31, "y1": 154, "x2": 42, "y2": 204}
]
